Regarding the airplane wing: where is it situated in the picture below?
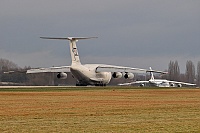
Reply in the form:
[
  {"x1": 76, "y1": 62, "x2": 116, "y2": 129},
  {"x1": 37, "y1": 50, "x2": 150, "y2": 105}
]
[
  {"x1": 96, "y1": 65, "x2": 167, "y2": 74},
  {"x1": 26, "y1": 66, "x2": 71, "y2": 73},
  {"x1": 118, "y1": 81, "x2": 149, "y2": 86},
  {"x1": 4, "y1": 70, "x2": 27, "y2": 74},
  {"x1": 167, "y1": 80, "x2": 196, "y2": 86},
  {"x1": 3, "y1": 66, "x2": 71, "y2": 74}
]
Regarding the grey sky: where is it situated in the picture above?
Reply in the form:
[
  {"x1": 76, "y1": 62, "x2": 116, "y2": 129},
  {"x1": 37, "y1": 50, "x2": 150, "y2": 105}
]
[{"x1": 0, "y1": 0, "x2": 200, "y2": 72}]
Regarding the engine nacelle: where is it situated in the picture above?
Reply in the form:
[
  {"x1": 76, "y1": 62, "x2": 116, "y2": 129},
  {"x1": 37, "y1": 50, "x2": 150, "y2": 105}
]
[
  {"x1": 112, "y1": 72, "x2": 122, "y2": 78},
  {"x1": 124, "y1": 72, "x2": 134, "y2": 79},
  {"x1": 170, "y1": 83, "x2": 175, "y2": 87},
  {"x1": 177, "y1": 84, "x2": 182, "y2": 87},
  {"x1": 57, "y1": 72, "x2": 67, "y2": 79},
  {"x1": 140, "y1": 83, "x2": 145, "y2": 87}
]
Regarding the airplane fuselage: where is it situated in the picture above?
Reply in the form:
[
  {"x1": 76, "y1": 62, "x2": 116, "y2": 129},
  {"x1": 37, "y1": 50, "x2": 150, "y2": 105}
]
[
  {"x1": 149, "y1": 79, "x2": 170, "y2": 87},
  {"x1": 70, "y1": 64, "x2": 112, "y2": 86}
]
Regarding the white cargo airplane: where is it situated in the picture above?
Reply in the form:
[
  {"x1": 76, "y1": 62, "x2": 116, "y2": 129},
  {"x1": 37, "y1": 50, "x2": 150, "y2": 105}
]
[
  {"x1": 6, "y1": 37, "x2": 166, "y2": 86},
  {"x1": 119, "y1": 67, "x2": 196, "y2": 87}
]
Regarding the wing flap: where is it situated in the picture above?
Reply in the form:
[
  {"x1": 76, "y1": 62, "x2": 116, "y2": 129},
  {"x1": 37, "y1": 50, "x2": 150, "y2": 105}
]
[
  {"x1": 96, "y1": 65, "x2": 167, "y2": 74},
  {"x1": 168, "y1": 81, "x2": 196, "y2": 86},
  {"x1": 118, "y1": 81, "x2": 149, "y2": 86},
  {"x1": 27, "y1": 66, "x2": 71, "y2": 73},
  {"x1": 96, "y1": 65, "x2": 147, "y2": 73}
]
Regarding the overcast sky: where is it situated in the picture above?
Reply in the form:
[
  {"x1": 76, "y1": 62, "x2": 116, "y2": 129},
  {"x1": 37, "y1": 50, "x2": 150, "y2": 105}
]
[{"x1": 0, "y1": 0, "x2": 200, "y2": 72}]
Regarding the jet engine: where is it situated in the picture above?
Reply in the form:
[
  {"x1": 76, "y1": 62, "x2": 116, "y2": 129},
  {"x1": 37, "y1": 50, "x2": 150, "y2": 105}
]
[
  {"x1": 177, "y1": 84, "x2": 182, "y2": 87},
  {"x1": 124, "y1": 72, "x2": 134, "y2": 79},
  {"x1": 57, "y1": 72, "x2": 67, "y2": 79},
  {"x1": 140, "y1": 83, "x2": 145, "y2": 87},
  {"x1": 170, "y1": 83, "x2": 175, "y2": 87},
  {"x1": 112, "y1": 72, "x2": 122, "y2": 78}
]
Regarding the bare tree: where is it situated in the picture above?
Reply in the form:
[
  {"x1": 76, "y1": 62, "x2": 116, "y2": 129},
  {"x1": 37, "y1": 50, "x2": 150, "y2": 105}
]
[
  {"x1": 196, "y1": 61, "x2": 200, "y2": 86},
  {"x1": 168, "y1": 61, "x2": 174, "y2": 80},
  {"x1": 0, "y1": 58, "x2": 18, "y2": 71},
  {"x1": 168, "y1": 60, "x2": 180, "y2": 81},
  {"x1": 185, "y1": 60, "x2": 195, "y2": 83},
  {"x1": 174, "y1": 60, "x2": 180, "y2": 81},
  {"x1": 0, "y1": 58, "x2": 30, "y2": 84},
  {"x1": 0, "y1": 58, "x2": 19, "y2": 82}
]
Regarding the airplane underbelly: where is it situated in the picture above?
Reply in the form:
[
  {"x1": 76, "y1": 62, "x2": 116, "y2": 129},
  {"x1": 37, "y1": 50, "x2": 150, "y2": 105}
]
[
  {"x1": 70, "y1": 68, "x2": 90, "y2": 83},
  {"x1": 96, "y1": 72, "x2": 112, "y2": 84},
  {"x1": 70, "y1": 67, "x2": 111, "y2": 85}
]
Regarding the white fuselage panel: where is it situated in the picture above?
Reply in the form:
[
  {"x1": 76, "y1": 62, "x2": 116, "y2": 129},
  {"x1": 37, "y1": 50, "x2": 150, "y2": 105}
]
[{"x1": 70, "y1": 64, "x2": 112, "y2": 85}]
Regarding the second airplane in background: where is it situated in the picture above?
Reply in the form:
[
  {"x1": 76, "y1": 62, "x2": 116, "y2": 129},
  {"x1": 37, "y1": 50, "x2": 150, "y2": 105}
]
[{"x1": 119, "y1": 67, "x2": 196, "y2": 87}]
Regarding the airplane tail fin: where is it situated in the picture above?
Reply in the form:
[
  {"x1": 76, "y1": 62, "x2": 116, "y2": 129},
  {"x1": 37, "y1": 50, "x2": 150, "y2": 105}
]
[
  {"x1": 149, "y1": 67, "x2": 155, "y2": 80},
  {"x1": 40, "y1": 37, "x2": 97, "y2": 65}
]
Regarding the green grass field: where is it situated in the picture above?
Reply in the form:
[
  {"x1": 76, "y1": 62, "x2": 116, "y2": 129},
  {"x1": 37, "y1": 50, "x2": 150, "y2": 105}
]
[{"x1": 0, "y1": 86, "x2": 200, "y2": 133}]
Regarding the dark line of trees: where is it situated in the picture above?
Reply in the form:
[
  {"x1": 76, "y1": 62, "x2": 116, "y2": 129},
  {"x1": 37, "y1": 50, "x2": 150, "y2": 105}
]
[
  {"x1": 0, "y1": 58, "x2": 76, "y2": 86},
  {"x1": 168, "y1": 60, "x2": 180, "y2": 81},
  {"x1": 168, "y1": 60, "x2": 199, "y2": 85},
  {"x1": 0, "y1": 58, "x2": 200, "y2": 86},
  {"x1": 197, "y1": 61, "x2": 200, "y2": 86}
]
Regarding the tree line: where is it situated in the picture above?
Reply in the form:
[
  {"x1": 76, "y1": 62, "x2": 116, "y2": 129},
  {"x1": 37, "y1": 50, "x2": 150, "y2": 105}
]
[
  {"x1": 0, "y1": 58, "x2": 76, "y2": 86},
  {"x1": 167, "y1": 60, "x2": 199, "y2": 86},
  {"x1": 0, "y1": 58, "x2": 200, "y2": 86}
]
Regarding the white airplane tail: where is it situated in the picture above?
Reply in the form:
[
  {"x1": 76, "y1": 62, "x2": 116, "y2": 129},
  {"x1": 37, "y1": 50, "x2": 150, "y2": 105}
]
[
  {"x1": 149, "y1": 67, "x2": 155, "y2": 80},
  {"x1": 40, "y1": 37, "x2": 97, "y2": 65}
]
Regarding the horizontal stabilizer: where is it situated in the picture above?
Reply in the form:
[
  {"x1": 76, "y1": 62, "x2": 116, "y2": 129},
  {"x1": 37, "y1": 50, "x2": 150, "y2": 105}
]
[
  {"x1": 146, "y1": 70, "x2": 168, "y2": 74},
  {"x1": 147, "y1": 67, "x2": 168, "y2": 74},
  {"x1": 40, "y1": 37, "x2": 98, "y2": 41}
]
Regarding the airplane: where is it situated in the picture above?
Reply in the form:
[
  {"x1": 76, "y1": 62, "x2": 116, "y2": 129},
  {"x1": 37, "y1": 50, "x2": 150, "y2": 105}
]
[
  {"x1": 5, "y1": 37, "x2": 166, "y2": 86},
  {"x1": 118, "y1": 67, "x2": 196, "y2": 87}
]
